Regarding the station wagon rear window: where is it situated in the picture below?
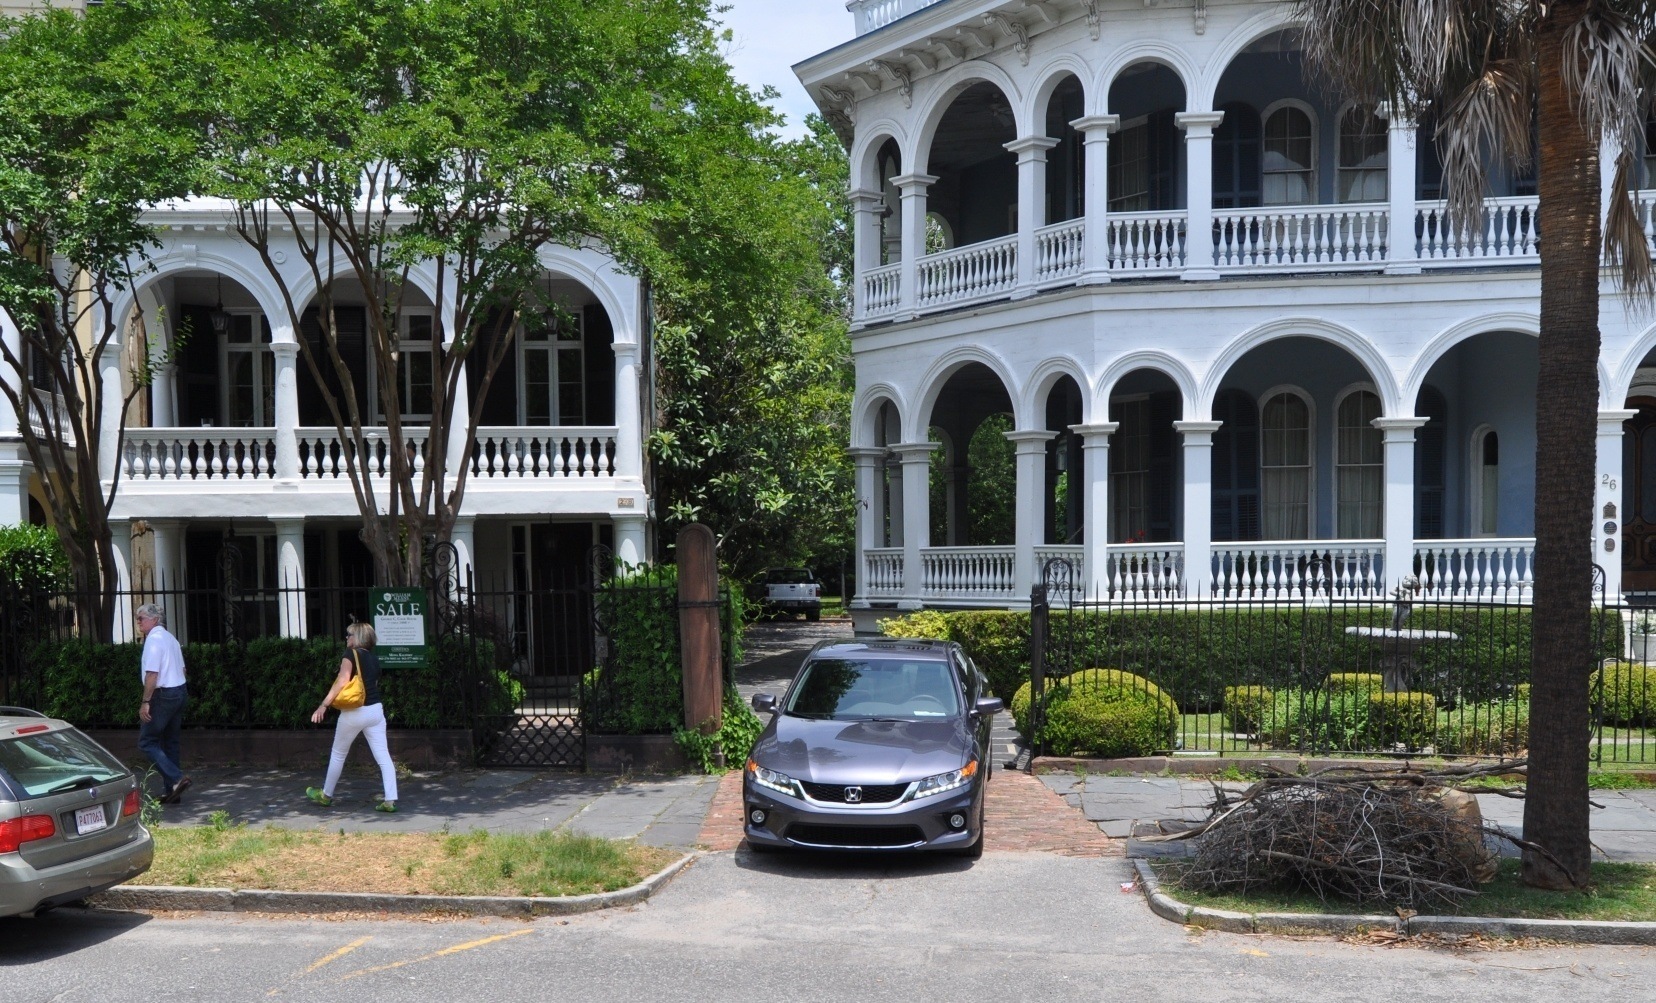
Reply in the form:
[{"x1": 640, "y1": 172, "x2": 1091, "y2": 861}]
[
  {"x1": 0, "y1": 729, "x2": 127, "y2": 799},
  {"x1": 786, "y1": 659, "x2": 962, "y2": 721}
]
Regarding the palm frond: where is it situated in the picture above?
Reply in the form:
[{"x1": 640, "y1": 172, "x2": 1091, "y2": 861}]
[
  {"x1": 1604, "y1": 146, "x2": 1656, "y2": 302},
  {"x1": 1436, "y1": 61, "x2": 1533, "y2": 229},
  {"x1": 1561, "y1": 11, "x2": 1647, "y2": 148}
]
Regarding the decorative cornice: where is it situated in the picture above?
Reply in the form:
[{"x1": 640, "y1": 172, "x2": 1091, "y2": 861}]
[
  {"x1": 981, "y1": 13, "x2": 1030, "y2": 65},
  {"x1": 866, "y1": 59, "x2": 913, "y2": 107}
]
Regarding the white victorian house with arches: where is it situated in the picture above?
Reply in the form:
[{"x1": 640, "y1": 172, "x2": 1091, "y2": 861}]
[
  {"x1": 0, "y1": 196, "x2": 651, "y2": 658},
  {"x1": 802, "y1": 0, "x2": 1656, "y2": 625}
]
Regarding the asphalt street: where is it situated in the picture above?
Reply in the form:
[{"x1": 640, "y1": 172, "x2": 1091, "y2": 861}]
[{"x1": 8, "y1": 850, "x2": 1656, "y2": 1002}]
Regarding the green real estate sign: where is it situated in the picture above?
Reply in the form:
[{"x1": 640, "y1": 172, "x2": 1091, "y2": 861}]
[{"x1": 372, "y1": 588, "x2": 429, "y2": 669}]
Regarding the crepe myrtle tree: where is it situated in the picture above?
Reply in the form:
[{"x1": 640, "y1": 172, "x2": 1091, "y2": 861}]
[
  {"x1": 1294, "y1": 0, "x2": 1656, "y2": 888},
  {"x1": 0, "y1": 6, "x2": 200, "y2": 639},
  {"x1": 190, "y1": 0, "x2": 788, "y2": 586}
]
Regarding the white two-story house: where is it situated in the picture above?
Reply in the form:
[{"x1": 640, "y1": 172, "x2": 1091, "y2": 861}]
[{"x1": 800, "y1": 0, "x2": 1656, "y2": 627}]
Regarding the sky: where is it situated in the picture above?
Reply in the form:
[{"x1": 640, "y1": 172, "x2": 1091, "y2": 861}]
[{"x1": 710, "y1": 1, "x2": 855, "y2": 138}]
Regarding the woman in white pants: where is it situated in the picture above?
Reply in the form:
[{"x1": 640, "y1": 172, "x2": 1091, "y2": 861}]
[{"x1": 307, "y1": 622, "x2": 399, "y2": 812}]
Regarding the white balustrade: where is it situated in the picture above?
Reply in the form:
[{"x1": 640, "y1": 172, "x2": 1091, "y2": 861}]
[
  {"x1": 921, "y1": 546, "x2": 1015, "y2": 599},
  {"x1": 1213, "y1": 204, "x2": 1387, "y2": 269},
  {"x1": 1415, "y1": 538, "x2": 1535, "y2": 601},
  {"x1": 1416, "y1": 197, "x2": 1540, "y2": 262},
  {"x1": 121, "y1": 428, "x2": 275, "y2": 481},
  {"x1": 1034, "y1": 220, "x2": 1087, "y2": 284},
  {"x1": 915, "y1": 236, "x2": 1018, "y2": 308},
  {"x1": 848, "y1": 0, "x2": 945, "y2": 34},
  {"x1": 1106, "y1": 212, "x2": 1187, "y2": 273},
  {"x1": 26, "y1": 394, "x2": 76, "y2": 448},
  {"x1": 470, "y1": 427, "x2": 617, "y2": 478},
  {"x1": 1102, "y1": 544, "x2": 1185, "y2": 601},
  {"x1": 864, "y1": 548, "x2": 904, "y2": 597},
  {"x1": 298, "y1": 427, "x2": 432, "y2": 480},
  {"x1": 861, "y1": 262, "x2": 902, "y2": 319},
  {"x1": 1210, "y1": 540, "x2": 1384, "y2": 600}
]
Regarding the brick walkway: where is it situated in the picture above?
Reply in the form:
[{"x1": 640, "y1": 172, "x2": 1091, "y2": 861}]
[{"x1": 697, "y1": 765, "x2": 1119, "y2": 856}]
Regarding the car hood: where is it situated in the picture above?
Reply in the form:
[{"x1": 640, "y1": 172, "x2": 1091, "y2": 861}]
[{"x1": 751, "y1": 714, "x2": 974, "y2": 785}]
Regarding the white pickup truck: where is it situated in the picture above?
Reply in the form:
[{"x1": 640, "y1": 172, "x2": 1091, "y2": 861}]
[{"x1": 760, "y1": 568, "x2": 822, "y2": 621}]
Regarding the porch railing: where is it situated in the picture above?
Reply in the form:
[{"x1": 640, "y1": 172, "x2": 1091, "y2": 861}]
[
  {"x1": 1103, "y1": 543, "x2": 1185, "y2": 600},
  {"x1": 1211, "y1": 539, "x2": 1385, "y2": 600},
  {"x1": 298, "y1": 427, "x2": 432, "y2": 480},
  {"x1": 121, "y1": 428, "x2": 277, "y2": 481},
  {"x1": 1415, "y1": 196, "x2": 1540, "y2": 263},
  {"x1": 1034, "y1": 219, "x2": 1087, "y2": 284},
  {"x1": 915, "y1": 235, "x2": 1018, "y2": 309},
  {"x1": 1414, "y1": 538, "x2": 1535, "y2": 601},
  {"x1": 864, "y1": 547, "x2": 904, "y2": 597},
  {"x1": 1106, "y1": 211, "x2": 1187, "y2": 273},
  {"x1": 861, "y1": 262, "x2": 902, "y2": 319},
  {"x1": 470, "y1": 427, "x2": 617, "y2": 478},
  {"x1": 1213, "y1": 204, "x2": 1388, "y2": 269},
  {"x1": 922, "y1": 545, "x2": 1015, "y2": 599},
  {"x1": 848, "y1": 0, "x2": 943, "y2": 34}
]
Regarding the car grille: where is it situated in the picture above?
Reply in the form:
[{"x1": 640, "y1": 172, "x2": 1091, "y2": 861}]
[
  {"x1": 785, "y1": 824, "x2": 927, "y2": 848},
  {"x1": 800, "y1": 782, "x2": 908, "y2": 804}
]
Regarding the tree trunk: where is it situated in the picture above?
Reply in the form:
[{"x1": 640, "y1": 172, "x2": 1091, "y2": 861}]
[{"x1": 1524, "y1": 6, "x2": 1600, "y2": 889}]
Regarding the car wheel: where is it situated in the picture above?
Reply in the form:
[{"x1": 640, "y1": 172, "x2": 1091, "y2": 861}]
[{"x1": 805, "y1": 609, "x2": 820, "y2": 622}]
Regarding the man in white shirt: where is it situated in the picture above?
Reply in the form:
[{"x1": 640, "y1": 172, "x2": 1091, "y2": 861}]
[{"x1": 136, "y1": 603, "x2": 191, "y2": 803}]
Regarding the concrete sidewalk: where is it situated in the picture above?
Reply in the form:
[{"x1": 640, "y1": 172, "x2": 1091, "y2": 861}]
[
  {"x1": 156, "y1": 767, "x2": 723, "y2": 849},
  {"x1": 1038, "y1": 771, "x2": 1656, "y2": 861}
]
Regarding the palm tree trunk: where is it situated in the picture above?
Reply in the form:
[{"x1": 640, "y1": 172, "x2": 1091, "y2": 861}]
[{"x1": 1524, "y1": 3, "x2": 1600, "y2": 890}]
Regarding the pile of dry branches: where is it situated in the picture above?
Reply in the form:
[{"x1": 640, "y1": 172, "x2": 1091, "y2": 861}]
[{"x1": 1154, "y1": 762, "x2": 1529, "y2": 910}]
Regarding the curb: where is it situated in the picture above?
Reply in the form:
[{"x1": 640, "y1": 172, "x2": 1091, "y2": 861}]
[
  {"x1": 1130, "y1": 858, "x2": 1656, "y2": 945},
  {"x1": 89, "y1": 852, "x2": 698, "y2": 919}
]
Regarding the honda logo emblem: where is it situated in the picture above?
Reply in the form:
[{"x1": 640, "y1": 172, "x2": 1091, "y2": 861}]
[{"x1": 844, "y1": 787, "x2": 863, "y2": 803}]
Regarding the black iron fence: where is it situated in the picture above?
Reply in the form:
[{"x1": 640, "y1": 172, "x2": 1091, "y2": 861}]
[{"x1": 1027, "y1": 558, "x2": 1653, "y2": 765}]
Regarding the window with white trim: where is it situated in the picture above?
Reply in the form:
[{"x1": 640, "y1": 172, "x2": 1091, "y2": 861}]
[
  {"x1": 1261, "y1": 390, "x2": 1312, "y2": 538},
  {"x1": 221, "y1": 314, "x2": 274, "y2": 427},
  {"x1": 1473, "y1": 427, "x2": 1500, "y2": 536},
  {"x1": 1107, "y1": 116, "x2": 1151, "y2": 211},
  {"x1": 520, "y1": 311, "x2": 585, "y2": 426},
  {"x1": 1337, "y1": 105, "x2": 1388, "y2": 202},
  {"x1": 1262, "y1": 105, "x2": 1314, "y2": 205},
  {"x1": 1336, "y1": 389, "x2": 1383, "y2": 538},
  {"x1": 380, "y1": 312, "x2": 437, "y2": 424}
]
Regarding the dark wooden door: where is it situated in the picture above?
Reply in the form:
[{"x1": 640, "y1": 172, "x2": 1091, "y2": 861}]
[{"x1": 1624, "y1": 404, "x2": 1656, "y2": 591}]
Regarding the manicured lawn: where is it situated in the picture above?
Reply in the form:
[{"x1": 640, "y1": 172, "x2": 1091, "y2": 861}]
[
  {"x1": 1155, "y1": 858, "x2": 1656, "y2": 922},
  {"x1": 139, "y1": 815, "x2": 678, "y2": 898}
]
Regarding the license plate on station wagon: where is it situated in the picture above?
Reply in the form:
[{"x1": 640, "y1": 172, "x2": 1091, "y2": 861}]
[{"x1": 75, "y1": 804, "x2": 107, "y2": 834}]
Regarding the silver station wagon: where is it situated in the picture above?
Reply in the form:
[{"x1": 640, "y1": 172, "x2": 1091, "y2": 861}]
[{"x1": 0, "y1": 708, "x2": 153, "y2": 917}]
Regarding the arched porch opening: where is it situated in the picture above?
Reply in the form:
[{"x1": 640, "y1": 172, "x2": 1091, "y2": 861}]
[
  {"x1": 1106, "y1": 63, "x2": 1187, "y2": 212},
  {"x1": 1042, "y1": 74, "x2": 1086, "y2": 225},
  {"x1": 924, "y1": 82, "x2": 1019, "y2": 249},
  {"x1": 1107, "y1": 369, "x2": 1185, "y2": 544},
  {"x1": 926, "y1": 362, "x2": 1016, "y2": 547}
]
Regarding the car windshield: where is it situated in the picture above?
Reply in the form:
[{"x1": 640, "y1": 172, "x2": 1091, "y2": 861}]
[
  {"x1": 0, "y1": 728, "x2": 126, "y2": 798},
  {"x1": 785, "y1": 658, "x2": 961, "y2": 721}
]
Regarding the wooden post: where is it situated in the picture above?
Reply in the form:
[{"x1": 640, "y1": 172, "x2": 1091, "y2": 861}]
[{"x1": 677, "y1": 523, "x2": 722, "y2": 735}]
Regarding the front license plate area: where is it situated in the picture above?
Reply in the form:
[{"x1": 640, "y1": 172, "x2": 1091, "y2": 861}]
[{"x1": 75, "y1": 804, "x2": 107, "y2": 834}]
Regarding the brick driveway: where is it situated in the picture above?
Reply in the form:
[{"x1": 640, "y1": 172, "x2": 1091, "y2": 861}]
[{"x1": 698, "y1": 765, "x2": 1118, "y2": 856}]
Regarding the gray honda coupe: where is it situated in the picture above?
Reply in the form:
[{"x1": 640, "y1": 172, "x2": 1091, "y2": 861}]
[{"x1": 743, "y1": 639, "x2": 1003, "y2": 857}]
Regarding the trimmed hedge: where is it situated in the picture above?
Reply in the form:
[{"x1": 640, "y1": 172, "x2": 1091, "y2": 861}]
[
  {"x1": 1222, "y1": 685, "x2": 1272, "y2": 733},
  {"x1": 1010, "y1": 668, "x2": 1178, "y2": 758},
  {"x1": 15, "y1": 636, "x2": 519, "y2": 729},
  {"x1": 1438, "y1": 699, "x2": 1529, "y2": 756},
  {"x1": 1593, "y1": 662, "x2": 1656, "y2": 727},
  {"x1": 881, "y1": 606, "x2": 1621, "y2": 709},
  {"x1": 1367, "y1": 691, "x2": 1438, "y2": 749}
]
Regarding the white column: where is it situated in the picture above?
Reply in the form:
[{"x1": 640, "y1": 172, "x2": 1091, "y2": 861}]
[
  {"x1": 1380, "y1": 105, "x2": 1421, "y2": 274},
  {"x1": 1600, "y1": 409, "x2": 1638, "y2": 600},
  {"x1": 1006, "y1": 136, "x2": 1060, "y2": 297},
  {"x1": 612, "y1": 343, "x2": 643, "y2": 480},
  {"x1": 0, "y1": 453, "x2": 30, "y2": 526},
  {"x1": 96, "y1": 337, "x2": 125, "y2": 484},
  {"x1": 271, "y1": 340, "x2": 300, "y2": 482},
  {"x1": 449, "y1": 515, "x2": 478, "y2": 586},
  {"x1": 893, "y1": 173, "x2": 937, "y2": 318},
  {"x1": 848, "y1": 446, "x2": 885, "y2": 600},
  {"x1": 892, "y1": 442, "x2": 937, "y2": 605},
  {"x1": 149, "y1": 519, "x2": 182, "y2": 638},
  {"x1": 444, "y1": 357, "x2": 473, "y2": 482},
  {"x1": 1006, "y1": 430, "x2": 1058, "y2": 597},
  {"x1": 849, "y1": 187, "x2": 885, "y2": 322},
  {"x1": 111, "y1": 522, "x2": 135, "y2": 642},
  {"x1": 1374, "y1": 417, "x2": 1428, "y2": 589},
  {"x1": 1070, "y1": 115, "x2": 1119, "y2": 285},
  {"x1": 1175, "y1": 111, "x2": 1224, "y2": 281},
  {"x1": 0, "y1": 308, "x2": 21, "y2": 438},
  {"x1": 1175, "y1": 420, "x2": 1224, "y2": 597},
  {"x1": 613, "y1": 513, "x2": 647, "y2": 572},
  {"x1": 139, "y1": 291, "x2": 176, "y2": 426},
  {"x1": 1071, "y1": 423, "x2": 1118, "y2": 597},
  {"x1": 273, "y1": 516, "x2": 306, "y2": 638}
]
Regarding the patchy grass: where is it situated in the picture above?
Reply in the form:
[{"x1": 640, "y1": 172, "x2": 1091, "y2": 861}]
[
  {"x1": 1156, "y1": 858, "x2": 1656, "y2": 922},
  {"x1": 139, "y1": 818, "x2": 678, "y2": 898}
]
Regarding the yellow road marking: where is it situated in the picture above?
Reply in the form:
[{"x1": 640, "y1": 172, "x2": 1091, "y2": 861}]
[
  {"x1": 340, "y1": 928, "x2": 534, "y2": 981},
  {"x1": 267, "y1": 936, "x2": 374, "y2": 995}
]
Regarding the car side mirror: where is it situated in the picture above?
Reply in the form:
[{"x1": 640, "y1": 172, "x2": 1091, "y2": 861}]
[
  {"x1": 973, "y1": 696, "x2": 1004, "y2": 717},
  {"x1": 752, "y1": 693, "x2": 778, "y2": 714}
]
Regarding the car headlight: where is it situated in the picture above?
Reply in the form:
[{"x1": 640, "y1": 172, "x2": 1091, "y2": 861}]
[
  {"x1": 746, "y1": 758, "x2": 798, "y2": 797},
  {"x1": 912, "y1": 760, "x2": 978, "y2": 800}
]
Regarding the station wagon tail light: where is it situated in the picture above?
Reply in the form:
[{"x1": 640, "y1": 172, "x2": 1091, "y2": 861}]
[
  {"x1": 0, "y1": 814, "x2": 56, "y2": 853},
  {"x1": 913, "y1": 760, "x2": 978, "y2": 800},
  {"x1": 746, "y1": 759, "x2": 799, "y2": 797},
  {"x1": 122, "y1": 790, "x2": 140, "y2": 817}
]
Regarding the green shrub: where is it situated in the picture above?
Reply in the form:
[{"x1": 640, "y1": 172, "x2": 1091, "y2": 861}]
[
  {"x1": 1023, "y1": 668, "x2": 1178, "y2": 757},
  {"x1": 674, "y1": 690, "x2": 765, "y2": 773},
  {"x1": 1593, "y1": 662, "x2": 1656, "y2": 727},
  {"x1": 1437, "y1": 700, "x2": 1529, "y2": 756},
  {"x1": 1517, "y1": 682, "x2": 1531, "y2": 703},
  {"x1": 1259, "y1": 688, "x2": 1372, "y2": 750},
  {"x1": 1010, "y1": 679, "x2": 1035, "y2": 735},
  {"x1": 0, "y1": 523, "x2": 69, "y2": 593},
  {"x1": 877, "y1": 610, "x2": 950, "y2": 639},
  {"x1": 1367, "y1": 691, "x2": 1438, "y2": 749},
  {"x1": 1325, "y1": 673, "x2": 1383, "y2": 696},
  {"x1": 1222, "y1": 685, "x2": 1273, "y2": 733}
]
